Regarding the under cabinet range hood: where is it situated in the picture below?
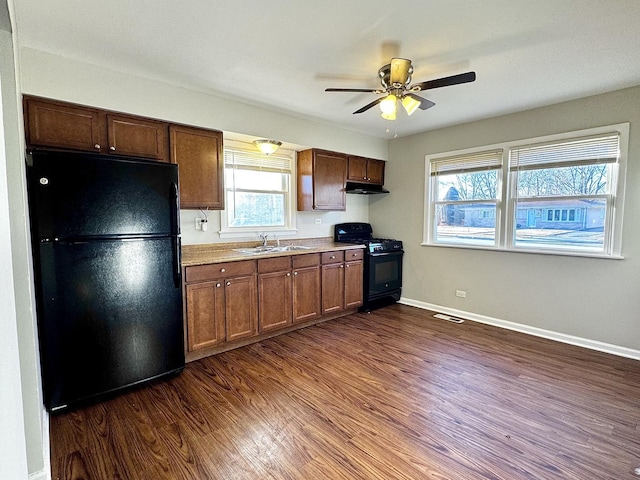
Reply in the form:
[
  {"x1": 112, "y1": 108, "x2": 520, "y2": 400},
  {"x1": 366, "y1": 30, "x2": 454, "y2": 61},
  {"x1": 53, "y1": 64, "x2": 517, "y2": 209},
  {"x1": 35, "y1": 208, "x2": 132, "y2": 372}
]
[{"x1": 345, "y1": 182, "x2": 389, "y2": 195}]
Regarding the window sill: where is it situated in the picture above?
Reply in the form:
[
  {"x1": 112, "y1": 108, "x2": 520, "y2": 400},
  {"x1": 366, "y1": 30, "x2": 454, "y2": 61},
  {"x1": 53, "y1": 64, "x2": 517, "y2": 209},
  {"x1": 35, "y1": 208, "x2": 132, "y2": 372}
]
[{"x1": 420, "y1": 242, "x2": 624, "y2": 260}]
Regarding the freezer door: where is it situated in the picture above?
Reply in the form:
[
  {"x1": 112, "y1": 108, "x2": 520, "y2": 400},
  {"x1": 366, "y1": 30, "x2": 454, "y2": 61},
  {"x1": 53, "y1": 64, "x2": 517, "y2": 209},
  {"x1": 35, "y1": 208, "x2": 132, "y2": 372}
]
[
  {"x1": 27, "y1": 151, "x2": 179, "y2": 239},
  {"x1": 36, "y1": 237, "x2": 184, "y2": 411}
]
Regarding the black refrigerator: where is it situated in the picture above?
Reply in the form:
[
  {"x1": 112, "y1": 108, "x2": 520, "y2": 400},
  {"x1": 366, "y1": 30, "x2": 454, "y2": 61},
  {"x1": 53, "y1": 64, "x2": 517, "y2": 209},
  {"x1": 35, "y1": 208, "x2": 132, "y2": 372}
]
[{"x1": 26, "y1": 150, "x2": 185, "y2": 412}]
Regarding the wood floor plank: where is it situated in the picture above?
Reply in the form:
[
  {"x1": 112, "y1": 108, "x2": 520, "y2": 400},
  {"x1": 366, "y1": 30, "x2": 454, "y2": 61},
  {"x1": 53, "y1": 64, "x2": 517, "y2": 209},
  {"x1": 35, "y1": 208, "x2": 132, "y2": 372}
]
[{"x1": 49, "y1": 305, "x2": 640, "y2": 479}]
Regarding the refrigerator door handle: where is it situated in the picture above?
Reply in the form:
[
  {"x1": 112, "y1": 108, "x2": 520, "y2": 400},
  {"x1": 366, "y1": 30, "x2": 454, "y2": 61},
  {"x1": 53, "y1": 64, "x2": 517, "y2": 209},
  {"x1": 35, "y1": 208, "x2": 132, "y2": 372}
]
[
  {"x1": 174, "y1": 235, "x2": 182, "y2": 288},
  {"x1": 171, "y1": 181, "x2": 182, "y2": 287},
  {"x1": 171, "y1": 182, "x2": 180, "y2": 236}
]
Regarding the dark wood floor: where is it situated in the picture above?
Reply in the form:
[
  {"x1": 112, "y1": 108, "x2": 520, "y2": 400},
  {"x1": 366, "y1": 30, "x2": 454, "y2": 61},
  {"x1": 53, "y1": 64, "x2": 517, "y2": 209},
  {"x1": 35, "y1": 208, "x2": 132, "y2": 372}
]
[{"x1": 50, "y1": 304, "x2": 640, "y2": 479}]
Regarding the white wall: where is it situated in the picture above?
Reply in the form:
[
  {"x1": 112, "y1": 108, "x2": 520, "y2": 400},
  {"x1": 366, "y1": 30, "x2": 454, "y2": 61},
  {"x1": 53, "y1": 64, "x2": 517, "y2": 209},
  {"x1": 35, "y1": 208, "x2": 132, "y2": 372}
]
[
  {"x1": 1, "y1": 8, "x2": 47, "y2": 477},
  {"x1": 374, "y1": 86, "x2": 640, "y2": 353},
  {"x1": 0, "y1": 32, "x2": 29, "y2": 480}
]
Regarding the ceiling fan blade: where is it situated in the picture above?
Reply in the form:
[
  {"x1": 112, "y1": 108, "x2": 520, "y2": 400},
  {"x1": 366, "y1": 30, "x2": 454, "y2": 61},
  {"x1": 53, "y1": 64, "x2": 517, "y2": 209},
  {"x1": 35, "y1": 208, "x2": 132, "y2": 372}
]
[
  {"x1": 353, "y1": 97, "x2": 384, "y2": 114},
  {"x1": 390, "y1": 58, "x2": 412, "y2": 85},
  {"x1": 406, "y1": 93, "x2": 436, "y2": 110},
  {"x1": 410, "y1": 71, "x2": 476, "y2": 92},
  {"x1": 325, "y1": 87, "x2": 382, "y2": 93}
]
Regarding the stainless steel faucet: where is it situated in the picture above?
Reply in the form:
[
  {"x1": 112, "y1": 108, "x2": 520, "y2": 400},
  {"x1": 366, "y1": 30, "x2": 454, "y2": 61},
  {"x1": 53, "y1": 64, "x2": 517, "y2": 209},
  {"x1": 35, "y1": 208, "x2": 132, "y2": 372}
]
[{"x1": 260, "y1": 233, "x2": 269, "y2": 246}]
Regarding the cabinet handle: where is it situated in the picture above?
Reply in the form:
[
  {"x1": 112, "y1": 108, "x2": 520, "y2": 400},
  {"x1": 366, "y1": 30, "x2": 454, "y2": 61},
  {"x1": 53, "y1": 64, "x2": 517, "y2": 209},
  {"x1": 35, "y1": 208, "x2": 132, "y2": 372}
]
[
  {"x1": 110, "y1": 146, "x2": 116, "y2": 151},
  {"x1": 216, "y1": 283, "x2": 221, "y2": 288},
  {"x1": 226, "y1": 281, "x2": 231, "y2": 286},
  {"x1": 220, "y1": 268, "x2": 226, "y2": 273},
  {"x1": 94, "y1": 144, "x2": 100, "y2": 149}
]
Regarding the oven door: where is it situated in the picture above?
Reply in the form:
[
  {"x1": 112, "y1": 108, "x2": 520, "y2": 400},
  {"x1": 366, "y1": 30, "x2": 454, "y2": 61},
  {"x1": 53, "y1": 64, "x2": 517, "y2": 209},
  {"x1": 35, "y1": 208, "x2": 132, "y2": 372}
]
[{"x1": 365, "y1": 250, "x2": 403, "y2": 300}]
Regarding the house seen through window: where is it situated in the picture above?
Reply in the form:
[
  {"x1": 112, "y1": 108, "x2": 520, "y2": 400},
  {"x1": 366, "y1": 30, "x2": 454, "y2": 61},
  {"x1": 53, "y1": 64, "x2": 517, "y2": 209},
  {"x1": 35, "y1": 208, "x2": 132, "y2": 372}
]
[{"x1": 425, "y1": 124, "x2": 629, "y2": 257}]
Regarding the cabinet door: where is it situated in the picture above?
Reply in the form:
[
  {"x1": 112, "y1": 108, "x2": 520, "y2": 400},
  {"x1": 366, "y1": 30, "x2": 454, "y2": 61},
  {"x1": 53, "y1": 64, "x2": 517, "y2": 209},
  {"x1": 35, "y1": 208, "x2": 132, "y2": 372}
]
[
  {"x1": 107, "y1": 114, "x2": 168, "y2": 161},
  {"x1": 366, "y1": 159, "x2": 385, "y2": 185},
  {"x1": 258, "y1": 271, "x2": 293, "y2": 332},
  {"x1": 313, "y1": 151, "x2": 347, "y2": 211},
  {"x1": 344, "y1": 260, "x2": 364, "y2": 309},
  {"x1": 25, "y1": 97, "x2": 104, "y2": 153},
  {"x1": 293, "y1": 266, "x2": 321, "y2": 323},
  {"x1": 225, "y1": 274, "x2": 257, "y2": 341},
  {"x1": 321, "y1": 263, "x2": 345, "y2": 314},
  {"x1": 185, "y1": 281, "x2": 225, "y2": 351},
  {"x1": 170, "y1": 125, "x2": 224, "y2": 210},
  {"x1": 347, "y1": 156, "x2": 368, "y2": 182}
]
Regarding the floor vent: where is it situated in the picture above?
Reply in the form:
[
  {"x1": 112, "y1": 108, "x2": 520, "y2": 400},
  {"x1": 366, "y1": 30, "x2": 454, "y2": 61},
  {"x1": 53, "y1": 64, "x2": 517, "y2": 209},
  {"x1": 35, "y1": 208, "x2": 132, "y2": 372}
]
[{"x1": 434, "y1": 313, "x2": 465, "y2": 324}]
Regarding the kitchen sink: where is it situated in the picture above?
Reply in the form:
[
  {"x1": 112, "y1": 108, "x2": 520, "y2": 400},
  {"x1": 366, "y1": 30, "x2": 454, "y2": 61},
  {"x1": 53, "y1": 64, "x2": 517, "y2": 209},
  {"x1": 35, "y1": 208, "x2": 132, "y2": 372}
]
[
  {"x1": 269, "y1": 245, "x2": 312, "y2": 252},
  {"x1": 234, "y1": 245, "x2": 311, "y2": 254},
  {"x1": 234, "y1": 246, "x2": 274, "y2": 254}
]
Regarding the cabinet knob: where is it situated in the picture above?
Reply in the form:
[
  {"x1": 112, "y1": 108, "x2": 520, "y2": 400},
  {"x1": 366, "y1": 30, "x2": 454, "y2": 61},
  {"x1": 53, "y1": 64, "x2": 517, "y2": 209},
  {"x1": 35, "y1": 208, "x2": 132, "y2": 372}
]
[
  {"x1": 330, "y1": 255, "x2": 335, "y2": 259},
  {"x1": 363, "y1": 176, "x2": 367, "y2": 180},
  {"x1": 340, "y1": 264, "x2": 344, "y2": 268},
  {"x1": 216, "y1": 283, "x2": 221, "y2": 288},
  {"x1": 226, "y1": 281, "x2": 231, "y2": 286},
  {"x1": 286, "y1": 273, "x2": 291, "y2": 277},
  {"x1": 293, "y1": 271, "x2": 298, "y2": 276},
  {"x1": 94, "y1": 144, "x2": 100, "y2": 149},
  {"x1": 110, "y1": 146, "x2": 116, "y2": 151},
  {"x1": 367, "y1": 177, "x2": 371, "y2": 181},
  {"x1": 353, "y1": 253, "x2": 358, "y2": 257},
  {"x1": 220, "y1": 268, "x2": 226, "y2": 273},
  {"x1": 346, "y1": 264, "x2": 350, "y2": 268}
]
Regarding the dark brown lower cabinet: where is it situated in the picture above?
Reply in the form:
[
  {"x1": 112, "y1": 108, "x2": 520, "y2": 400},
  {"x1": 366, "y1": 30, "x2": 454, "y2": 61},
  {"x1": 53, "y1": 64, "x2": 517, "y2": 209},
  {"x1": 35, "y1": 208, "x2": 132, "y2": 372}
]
[
  {"x1": 184, "y1": 261, "x2": 257, "y2": 353},
  {"x1": 185, "y1": 249, "x2": 361, "y2": 360}
]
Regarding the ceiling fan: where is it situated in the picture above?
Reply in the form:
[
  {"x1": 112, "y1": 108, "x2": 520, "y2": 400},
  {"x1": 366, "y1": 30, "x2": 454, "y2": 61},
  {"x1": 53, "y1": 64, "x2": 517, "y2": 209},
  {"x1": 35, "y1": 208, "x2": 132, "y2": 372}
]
[{"x1": 325, "y1": 58, "x2": 476, "y2": 120}]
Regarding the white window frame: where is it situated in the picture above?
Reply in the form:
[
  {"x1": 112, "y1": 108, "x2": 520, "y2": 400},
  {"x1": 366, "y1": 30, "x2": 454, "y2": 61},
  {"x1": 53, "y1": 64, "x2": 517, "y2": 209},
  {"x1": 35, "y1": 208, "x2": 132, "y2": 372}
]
[
  {"x1": 423, "y1": 123, "x2": 629, "y2": 258},
  {"x1": 219, "y1": 142, "x2": 297, "y2": 239}
]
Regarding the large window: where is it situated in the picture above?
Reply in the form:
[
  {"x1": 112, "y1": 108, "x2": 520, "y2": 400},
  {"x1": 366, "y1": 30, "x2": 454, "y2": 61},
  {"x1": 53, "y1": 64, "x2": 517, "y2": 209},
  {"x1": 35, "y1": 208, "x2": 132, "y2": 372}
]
[
  {"x1": 221, "y1": 147, "x2": 295, "y2": 236},
  {"x1": 429, "y1": 149, "x2": 503, "y2": 246},
  {"x1": 424, "y1": 124, "x2": 629, "y2": 257}
]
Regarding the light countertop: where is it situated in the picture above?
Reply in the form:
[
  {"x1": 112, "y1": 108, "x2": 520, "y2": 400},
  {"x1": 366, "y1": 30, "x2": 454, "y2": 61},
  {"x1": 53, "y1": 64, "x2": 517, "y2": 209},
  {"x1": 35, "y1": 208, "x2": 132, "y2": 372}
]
[{"x1": 181, "y1": 237, "x2": 365, "y2": 266}]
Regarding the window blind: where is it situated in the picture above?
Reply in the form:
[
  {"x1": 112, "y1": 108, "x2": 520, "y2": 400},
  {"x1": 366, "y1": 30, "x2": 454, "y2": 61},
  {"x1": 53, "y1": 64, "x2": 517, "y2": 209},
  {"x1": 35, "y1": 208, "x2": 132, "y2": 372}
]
[
  {"x1": 224, "y1": 149, "x2": 292, "y2": 172},
  {"x1": 430, "y1": 149, "x2": 503, "y2": 176},
  {"x1": 509, "y1": 133, "x2": 619, "y2": 171}
]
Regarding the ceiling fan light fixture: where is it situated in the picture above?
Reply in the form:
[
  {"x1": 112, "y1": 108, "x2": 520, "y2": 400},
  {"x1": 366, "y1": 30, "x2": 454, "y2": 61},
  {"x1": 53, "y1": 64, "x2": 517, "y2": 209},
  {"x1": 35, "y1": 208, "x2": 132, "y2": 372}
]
[
  {"x1": 401, "y1": 95, "x2": 421, "y2": 116},
  {"x1": 381, "y1": 110, "x2": 396, "y2": 121},
  {"x1": 253, "y1": 139, "x2": 282, "y2": 156},
  {"x1": 379, "y1": 94, "x2": 397, "y2": 115}
]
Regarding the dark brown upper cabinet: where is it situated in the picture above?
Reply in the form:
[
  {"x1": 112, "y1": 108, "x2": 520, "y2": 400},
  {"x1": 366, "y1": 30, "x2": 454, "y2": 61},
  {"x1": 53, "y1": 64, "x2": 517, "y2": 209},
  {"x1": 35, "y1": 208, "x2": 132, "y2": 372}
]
[
  {"x1": 24, "y1": 96, "x2": 169, "y2": 162},
  {"x1": 169, "y1": 124, "x2": 224, "y2": 210},
  {"x1": 347, "y1": 155, "x2": 385, "y2": 185},
  {"x1": 297, "y1": 149, "x2": 347, "y2": 211}
]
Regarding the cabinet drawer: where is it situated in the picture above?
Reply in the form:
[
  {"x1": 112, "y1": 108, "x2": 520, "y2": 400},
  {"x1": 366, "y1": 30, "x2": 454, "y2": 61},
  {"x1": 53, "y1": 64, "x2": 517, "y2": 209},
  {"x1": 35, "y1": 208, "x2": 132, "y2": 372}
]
[
  {"x1": 321, "y1": 251, "x2": 344, "y2": 264},
  {"x1": 185, "y1": 260, "x2": 256, "y2": 282},
  {"x1": 345, "y1": 249, "x2": 364, "y2": 261},
  {"x1": 258, "y1": 256, "x2": 291, "y2": 273},
  {"x1": 292, "y1": 253, "x2": 320, "y2": 269}
]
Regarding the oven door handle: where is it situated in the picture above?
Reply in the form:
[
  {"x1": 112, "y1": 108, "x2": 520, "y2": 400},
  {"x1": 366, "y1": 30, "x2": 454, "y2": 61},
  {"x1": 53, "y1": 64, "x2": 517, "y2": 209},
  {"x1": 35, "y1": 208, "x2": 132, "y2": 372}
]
[{"x1": 368, "y1": 250, "x2": 404, "y2": 257}]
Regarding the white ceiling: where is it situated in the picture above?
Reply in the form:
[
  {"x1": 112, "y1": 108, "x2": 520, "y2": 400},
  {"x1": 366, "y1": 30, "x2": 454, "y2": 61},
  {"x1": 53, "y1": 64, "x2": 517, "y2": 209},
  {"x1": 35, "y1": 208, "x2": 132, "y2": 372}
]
[{"x1": 13, "y1": 0, "x2": 640, "y2": 139}]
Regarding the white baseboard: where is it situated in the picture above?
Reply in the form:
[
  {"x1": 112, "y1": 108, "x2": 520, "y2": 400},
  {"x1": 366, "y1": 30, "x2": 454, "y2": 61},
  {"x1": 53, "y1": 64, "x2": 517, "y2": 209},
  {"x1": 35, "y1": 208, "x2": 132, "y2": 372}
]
[{"x1": 399, "y1": 297, "x2": 640, "y2": 361}]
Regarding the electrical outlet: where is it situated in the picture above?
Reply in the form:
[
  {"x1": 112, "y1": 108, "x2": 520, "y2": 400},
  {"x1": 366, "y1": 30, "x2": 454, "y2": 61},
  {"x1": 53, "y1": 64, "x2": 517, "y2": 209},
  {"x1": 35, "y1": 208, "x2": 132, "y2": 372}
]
[
  {"x1": 314, "y1": 218, "x2": 322, "y2": 225},
  {"x1": 194, "y1": 218, "x2": 207, "y2": 231},
  {"x1": 455, "y1": 289, "x2": 467, "y2": 298}
]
